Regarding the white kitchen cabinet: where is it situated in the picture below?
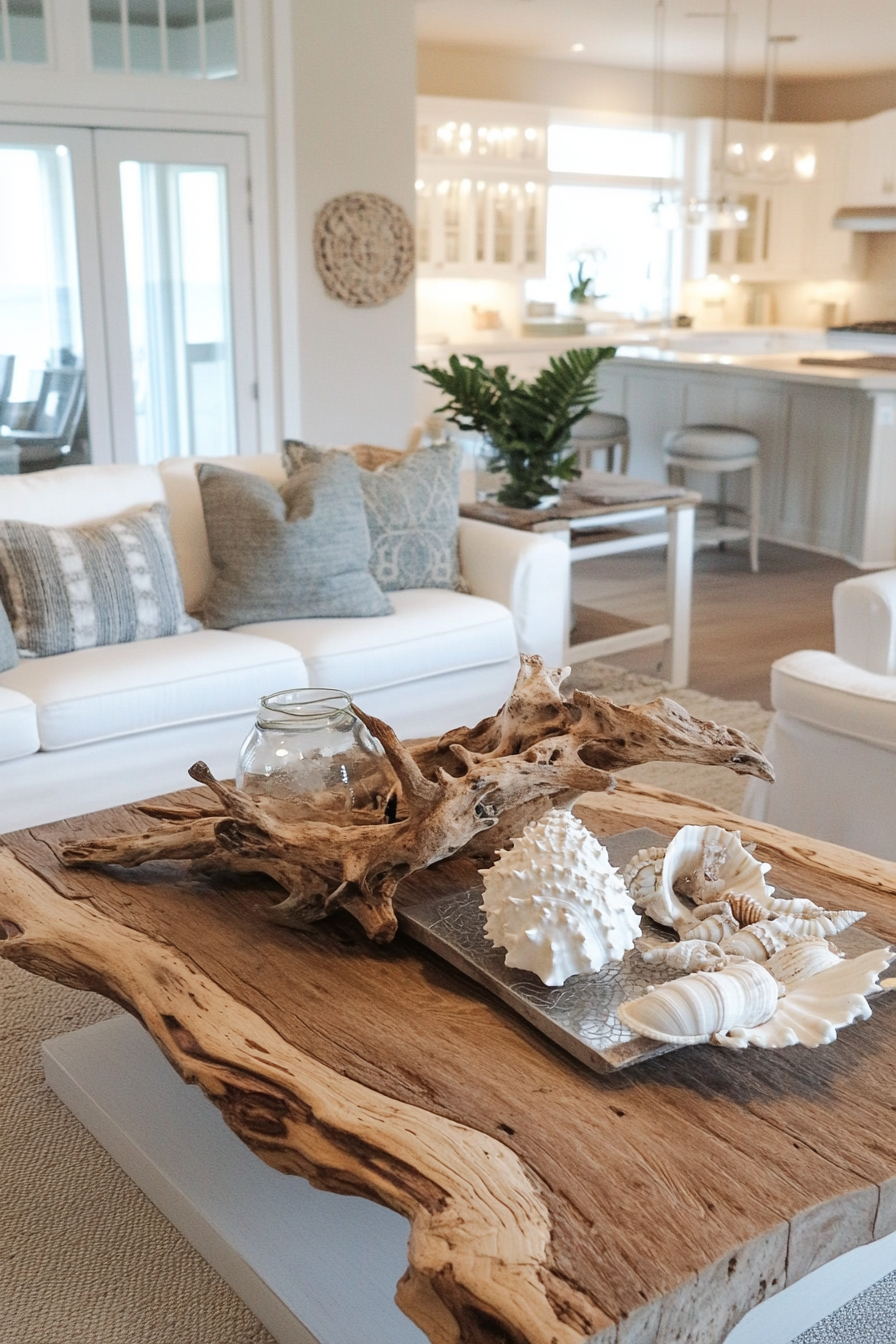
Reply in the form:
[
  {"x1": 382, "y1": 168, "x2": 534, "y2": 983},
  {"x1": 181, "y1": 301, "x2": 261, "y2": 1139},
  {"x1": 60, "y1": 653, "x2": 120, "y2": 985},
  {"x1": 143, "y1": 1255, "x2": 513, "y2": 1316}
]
[
  {"x1": 845, "y1": 110, "x2": 896, "y2": 205},
  {"x1": 416, "y1": 96, "x2": 548, "y2": 279}
]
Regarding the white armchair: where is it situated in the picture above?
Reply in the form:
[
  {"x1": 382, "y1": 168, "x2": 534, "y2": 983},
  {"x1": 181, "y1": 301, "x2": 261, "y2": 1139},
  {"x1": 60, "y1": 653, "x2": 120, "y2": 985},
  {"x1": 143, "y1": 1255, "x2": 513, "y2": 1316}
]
[{"x1": 743, "y1": 569, "x2": 896, "y2": 859}]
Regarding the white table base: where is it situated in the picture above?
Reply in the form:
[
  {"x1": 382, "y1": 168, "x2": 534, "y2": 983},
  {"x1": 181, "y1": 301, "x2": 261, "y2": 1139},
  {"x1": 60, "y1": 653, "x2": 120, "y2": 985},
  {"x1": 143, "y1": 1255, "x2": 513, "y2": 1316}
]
[{"x1": 43, "y1": 1015, "x2": 896, "y2": 1344}]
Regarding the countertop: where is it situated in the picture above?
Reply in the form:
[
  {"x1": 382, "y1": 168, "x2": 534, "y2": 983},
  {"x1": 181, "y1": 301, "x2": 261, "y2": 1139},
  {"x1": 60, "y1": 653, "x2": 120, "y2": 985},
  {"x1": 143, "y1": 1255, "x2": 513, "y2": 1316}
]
[{"x1": 610, "y1": 345, "x2": 896, "y2": 390}]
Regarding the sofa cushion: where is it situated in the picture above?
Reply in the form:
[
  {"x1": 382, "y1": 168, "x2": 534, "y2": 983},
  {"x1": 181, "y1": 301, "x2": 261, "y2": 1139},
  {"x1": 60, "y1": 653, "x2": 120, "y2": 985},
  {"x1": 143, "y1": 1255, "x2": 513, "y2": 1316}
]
[
  {"x1": 0, "y1": 686, "x2": 39, "y2": 762},
  {"x1": 159, "y1": 455, "x2": 286, "y2": 615},
  {"x1": 283, "y1": 441, "x2": 464, "y2": 592},
  {"x1": 0, "y1": 630, "x2": 308, "y2": 750},
  {"x1": 0, "y1": 462, "x2": 164, "y2": 526},
  {"x1": 0, "y1": 600, "x2": 18, "y2": 670},
  {"x1": 235, "y1": 589, "x2": 518, "y2": 695},
  {"x1": 197, "y1": 460, "x2": 392, "y2": 626},
  {"x1": 0, "y1": 503, "x2": 200, "y2": 657}
]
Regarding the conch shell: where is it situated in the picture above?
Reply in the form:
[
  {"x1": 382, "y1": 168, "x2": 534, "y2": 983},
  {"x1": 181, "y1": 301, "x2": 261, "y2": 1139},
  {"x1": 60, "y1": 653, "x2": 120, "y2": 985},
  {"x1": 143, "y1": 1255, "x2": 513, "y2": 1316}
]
[
  {"x1": 617, "y1": 961, "x2": 781, "y2": 1045},
  {"x1": 480, "y1": 808, "x2": 640, "y2": 986},
  {"x1": 636, "y1": 825, "x2": 773, "y2": 929},
  {"x1": 639, "y1": 939, "x2": 731, "y2": 974}
]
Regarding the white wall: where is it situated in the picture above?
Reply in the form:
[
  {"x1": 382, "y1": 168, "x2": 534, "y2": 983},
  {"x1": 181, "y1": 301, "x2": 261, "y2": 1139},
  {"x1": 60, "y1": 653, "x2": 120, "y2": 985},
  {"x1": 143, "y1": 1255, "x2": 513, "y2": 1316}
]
[{"x1": 288, "y1": 0, "x2": 417, "y2": 449}]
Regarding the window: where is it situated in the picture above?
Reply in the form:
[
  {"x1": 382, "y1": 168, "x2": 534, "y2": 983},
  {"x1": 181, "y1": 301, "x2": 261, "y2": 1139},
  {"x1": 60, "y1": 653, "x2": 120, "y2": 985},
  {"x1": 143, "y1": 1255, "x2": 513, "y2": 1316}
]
[
  {"x1": 548, "y1": 124, "x2": 679, "y2": 179},
  {"x1": 0, "y1": 0, "x2": 47, "y2": 64},
  {"x1": 529, "y1": 185, "x2": 678, "y2": 322},
  {"x1": 90, "y1": 0, "x2": 236, "y2": 78}
]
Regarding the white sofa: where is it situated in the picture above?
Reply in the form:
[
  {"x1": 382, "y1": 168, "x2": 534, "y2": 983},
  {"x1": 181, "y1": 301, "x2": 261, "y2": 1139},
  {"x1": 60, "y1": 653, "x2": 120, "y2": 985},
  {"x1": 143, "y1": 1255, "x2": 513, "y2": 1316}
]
[
  {"x1": 742, "y1": 569, "x2": 896, "y2": 859},
  {"x1": 0, "y1": 456, "x2": 568, "y2": 832}
]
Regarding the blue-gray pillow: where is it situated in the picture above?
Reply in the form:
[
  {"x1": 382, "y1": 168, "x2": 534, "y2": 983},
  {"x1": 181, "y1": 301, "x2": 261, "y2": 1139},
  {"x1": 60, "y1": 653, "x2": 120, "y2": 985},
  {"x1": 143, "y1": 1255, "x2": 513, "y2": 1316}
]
[
  {"x1": 282, "y1": 441, "x2": 464, "y2": 592},
  {"x1": 197, "y1": 458, "x2": 393, "y2": 627},
  {"x1": 0, "y1": 600, "x2": 18, "y2": 670}
]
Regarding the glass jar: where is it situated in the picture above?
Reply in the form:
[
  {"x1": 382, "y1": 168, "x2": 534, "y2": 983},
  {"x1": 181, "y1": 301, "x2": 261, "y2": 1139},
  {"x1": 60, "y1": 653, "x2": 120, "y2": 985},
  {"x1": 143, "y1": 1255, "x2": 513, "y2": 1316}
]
[{"x1": 236, "y1": 688, "x2": 395, "y2": 817}]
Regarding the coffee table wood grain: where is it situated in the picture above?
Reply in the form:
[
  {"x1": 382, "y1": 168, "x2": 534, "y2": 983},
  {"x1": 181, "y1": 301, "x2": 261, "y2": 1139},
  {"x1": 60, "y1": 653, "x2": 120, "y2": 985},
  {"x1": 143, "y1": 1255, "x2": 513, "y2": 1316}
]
[{"x1": 3, "y1": 782, "x2": 896, "y2": 1344}]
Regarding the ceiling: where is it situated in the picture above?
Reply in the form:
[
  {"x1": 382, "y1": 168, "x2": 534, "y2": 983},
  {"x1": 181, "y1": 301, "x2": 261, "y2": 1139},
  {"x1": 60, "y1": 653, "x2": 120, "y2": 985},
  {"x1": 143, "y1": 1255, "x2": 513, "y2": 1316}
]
[{"x1": 416, "y1": 0, "x2": 896, "y2": 79}]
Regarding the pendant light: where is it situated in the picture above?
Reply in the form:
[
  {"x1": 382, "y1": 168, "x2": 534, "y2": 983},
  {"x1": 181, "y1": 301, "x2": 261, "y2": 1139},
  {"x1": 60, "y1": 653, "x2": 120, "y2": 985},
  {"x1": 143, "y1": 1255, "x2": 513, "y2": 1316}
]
[{"x1": 687, "y1": 0, "x2": 748, "y2": 230}]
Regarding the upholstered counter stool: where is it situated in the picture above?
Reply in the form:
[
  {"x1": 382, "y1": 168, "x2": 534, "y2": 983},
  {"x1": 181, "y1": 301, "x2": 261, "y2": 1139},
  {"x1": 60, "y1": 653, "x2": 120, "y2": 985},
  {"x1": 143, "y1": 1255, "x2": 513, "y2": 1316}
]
[
  {"x1": 663, "y1": 423, "x2": 760, "y2": 572},
  {"x1": 571, "y1": 411, "x2": 631, "y2": 474}
]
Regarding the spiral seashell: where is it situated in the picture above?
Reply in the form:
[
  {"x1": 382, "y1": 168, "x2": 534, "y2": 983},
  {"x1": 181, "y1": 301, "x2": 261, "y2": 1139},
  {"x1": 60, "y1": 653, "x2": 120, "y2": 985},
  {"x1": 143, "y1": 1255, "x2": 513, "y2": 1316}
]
[
  {"x1": 617, "y1": 961, "x2": 781, "y2": 1045},
  {"x1": 764, "y1": 939, "x2": 843, "y2": 987},
  {"x1": 771, "y1": 909, "x2": 866, "y2": 939},
  {"x1": 657, "y1": 826, "x2": 772, "y2": 930},
  {"x1": 726, "y1": 894, "x2": 769, "y2": 927},
  {"x1": 640, "y1": 939, "x2": 730, "y2": 973},
  {"x1": 753, "y1": 892, "x2": 828, "y2": 917},
  {"x1": 622, "y1": 847, "x2": 666, "y2": 908},
  {"x1": 676, "y1": 906, "x2": 739, "y2": 945},
  {"x1": 479, "y1": 808, "x2": 641, "y2": 986},
  {"x1": 720, "y1": 920, "x2": 795, "y2": 962}
]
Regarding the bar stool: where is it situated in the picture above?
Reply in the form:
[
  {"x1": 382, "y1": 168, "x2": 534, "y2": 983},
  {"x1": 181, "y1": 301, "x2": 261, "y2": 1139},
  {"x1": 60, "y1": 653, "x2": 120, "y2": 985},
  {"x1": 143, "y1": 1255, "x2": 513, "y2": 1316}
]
[
  {"x1": 663, "y1": 424, "x2": 761, "y2": 572},
  {"x1": 571, "y1": 411, "x2": 631, "y2": 474}
]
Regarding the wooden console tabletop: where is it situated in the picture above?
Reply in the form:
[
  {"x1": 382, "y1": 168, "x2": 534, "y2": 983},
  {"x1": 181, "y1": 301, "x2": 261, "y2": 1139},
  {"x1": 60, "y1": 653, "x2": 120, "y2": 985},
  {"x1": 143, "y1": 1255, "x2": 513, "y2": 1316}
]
[{"x1": 3, "y1": 782, "x2": 896, "y2": 1344}]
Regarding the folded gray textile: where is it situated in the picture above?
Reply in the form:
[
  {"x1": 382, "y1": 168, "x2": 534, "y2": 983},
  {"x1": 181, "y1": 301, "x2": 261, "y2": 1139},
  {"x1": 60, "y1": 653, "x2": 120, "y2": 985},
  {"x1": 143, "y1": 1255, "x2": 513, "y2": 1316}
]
[
  {"x1": 197, "y1": 459, "x2": 393, "y2": 627},
  {"x1": 567, "y1": 470, "x2": 689, "y2": 506}
]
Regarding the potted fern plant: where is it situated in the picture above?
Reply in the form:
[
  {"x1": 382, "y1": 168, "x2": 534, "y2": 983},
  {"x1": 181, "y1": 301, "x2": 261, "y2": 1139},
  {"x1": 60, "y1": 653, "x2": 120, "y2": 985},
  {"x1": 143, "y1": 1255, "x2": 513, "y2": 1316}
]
[{"x1": 414, "y1": 345, "x2": 615, "y2": 510}]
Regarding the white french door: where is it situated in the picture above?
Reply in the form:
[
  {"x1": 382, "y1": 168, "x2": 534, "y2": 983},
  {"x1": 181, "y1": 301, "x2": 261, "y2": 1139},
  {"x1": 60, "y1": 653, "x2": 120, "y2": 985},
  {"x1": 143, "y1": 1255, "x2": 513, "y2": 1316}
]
[
  {"x1": 0, "y1": 122, "x2": 258, "y2": 467},
  {"x1": 94, "y1": 129, "x2": 258, "y2": 463}
]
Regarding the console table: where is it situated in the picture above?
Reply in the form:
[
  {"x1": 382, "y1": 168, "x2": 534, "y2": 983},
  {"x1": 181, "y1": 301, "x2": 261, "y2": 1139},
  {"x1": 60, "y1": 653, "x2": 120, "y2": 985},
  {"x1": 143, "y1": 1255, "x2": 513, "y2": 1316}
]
[
  {"x1": 461, "y1": 482, "x2": 700, "y2": 686},
  {"x1": 3, "y1": 783, "x2": 896, "y2": 1344}
]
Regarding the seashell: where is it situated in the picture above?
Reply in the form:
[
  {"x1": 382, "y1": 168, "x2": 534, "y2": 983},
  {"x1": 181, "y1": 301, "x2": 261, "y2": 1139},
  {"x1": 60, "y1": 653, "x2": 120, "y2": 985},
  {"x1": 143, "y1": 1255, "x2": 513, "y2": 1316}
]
[
  {"x1": 675, "y1": 905, "x2": 739, "y2": 945},
  {"x1": 771, "y1": 909, "x2": 866, "y2": 939},
  {"x1": 718, "y1": 947, "x2": 895, "y2": 1049},
  {"x1": 726, "y1": 894, "x2": 769, "y2": 927},
  {"x1": 617, "y1": 961, "x2": 781, "y2": 1045},
  {"x1": 720, "y1": 919, "x2": 810, "y2": 962},
  {"x1": 621, "y1": 847, "x2": 666, "y2": 908},
  {"x1": 751, "y1": 892, "x2": 827, "y2": 917},
  {"x1": 655, "y1": 826, "x2": 772, "y2": 930},
  {"x1": 640, "y1": 939, "x2": 731, "y2": 973},
  {"x1": 764, "y1": 939, "x2": 843, "y2": 987},
  {"x1": 479, "y1": 808, "x2": 641, "y2": 986}
]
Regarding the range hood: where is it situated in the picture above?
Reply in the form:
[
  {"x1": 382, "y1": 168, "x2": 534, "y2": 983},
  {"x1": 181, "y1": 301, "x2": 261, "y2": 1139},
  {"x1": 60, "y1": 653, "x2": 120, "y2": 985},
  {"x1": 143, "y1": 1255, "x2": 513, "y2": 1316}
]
[{"x1": 833, "y1": 206, "x2": 896, "y2": 231}]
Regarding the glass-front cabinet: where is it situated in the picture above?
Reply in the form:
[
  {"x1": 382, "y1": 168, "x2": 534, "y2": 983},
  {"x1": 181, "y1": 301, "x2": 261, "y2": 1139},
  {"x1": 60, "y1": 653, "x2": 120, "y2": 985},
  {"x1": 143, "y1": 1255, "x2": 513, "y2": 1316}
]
[{"x1": 416, "y1": 99, "x2": 548, "y2": 277}]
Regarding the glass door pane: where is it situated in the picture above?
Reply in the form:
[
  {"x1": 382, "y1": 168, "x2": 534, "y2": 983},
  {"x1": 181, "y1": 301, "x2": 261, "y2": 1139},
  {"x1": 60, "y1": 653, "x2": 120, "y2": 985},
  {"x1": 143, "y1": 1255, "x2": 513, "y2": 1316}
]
[
  {"x1": 95, "y1": 129, "x2": 257, "y2": 464},
  {"x1": 0, "y1": 140, "x2": 89, "y2": 471},
  {"x1": 120, "y1": 160, "x2": 236, "y2": 463}
]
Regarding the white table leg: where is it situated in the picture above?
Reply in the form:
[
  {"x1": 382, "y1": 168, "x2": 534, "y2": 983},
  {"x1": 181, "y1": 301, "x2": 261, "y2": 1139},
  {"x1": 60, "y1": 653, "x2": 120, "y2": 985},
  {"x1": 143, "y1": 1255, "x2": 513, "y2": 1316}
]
[{"x1": 662, "y1": 505, "x2": 694, "y2": 687}]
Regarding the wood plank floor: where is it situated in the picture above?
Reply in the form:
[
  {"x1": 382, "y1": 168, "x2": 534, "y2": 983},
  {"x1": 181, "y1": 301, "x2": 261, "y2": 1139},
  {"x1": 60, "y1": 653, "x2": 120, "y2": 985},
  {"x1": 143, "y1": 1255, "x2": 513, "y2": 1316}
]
[{"x1": 572, "y1": 539, "x2": 860, "y2": 707}]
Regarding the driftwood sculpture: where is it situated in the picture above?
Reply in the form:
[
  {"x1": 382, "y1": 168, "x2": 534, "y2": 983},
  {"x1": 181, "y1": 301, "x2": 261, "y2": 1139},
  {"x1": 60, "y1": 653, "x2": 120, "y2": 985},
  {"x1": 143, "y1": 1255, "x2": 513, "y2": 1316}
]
[{"x1": 59, "y1": 656, "x2": 774, "y2": 943}]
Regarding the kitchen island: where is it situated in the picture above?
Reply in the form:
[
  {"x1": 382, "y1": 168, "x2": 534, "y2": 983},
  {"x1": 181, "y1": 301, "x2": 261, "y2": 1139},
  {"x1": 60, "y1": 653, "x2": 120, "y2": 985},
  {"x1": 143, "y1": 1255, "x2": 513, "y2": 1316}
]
[{"x1": 418, "y1": 338, "x2": 896, "y2": 568}]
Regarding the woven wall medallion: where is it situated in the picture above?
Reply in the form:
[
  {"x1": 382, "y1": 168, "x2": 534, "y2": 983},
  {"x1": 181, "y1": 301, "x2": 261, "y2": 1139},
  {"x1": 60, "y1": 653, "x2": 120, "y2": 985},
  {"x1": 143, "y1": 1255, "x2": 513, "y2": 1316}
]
[{"x1": 313, "y1": 192, "x2": 415, "y2": 308}]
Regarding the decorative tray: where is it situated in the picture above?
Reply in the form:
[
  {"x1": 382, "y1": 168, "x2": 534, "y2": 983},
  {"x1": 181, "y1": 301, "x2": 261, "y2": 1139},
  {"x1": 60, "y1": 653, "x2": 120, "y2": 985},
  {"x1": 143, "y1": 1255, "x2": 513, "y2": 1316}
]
[{"x1": 397, "y1": 827, "x2": 888, "y2": 1073}]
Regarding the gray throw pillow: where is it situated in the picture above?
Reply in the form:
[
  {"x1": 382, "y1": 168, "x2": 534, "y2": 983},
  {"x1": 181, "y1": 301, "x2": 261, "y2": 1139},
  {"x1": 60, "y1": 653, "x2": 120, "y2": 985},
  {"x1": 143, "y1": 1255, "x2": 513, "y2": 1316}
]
[
  {"x1": 282, "y1": 441, "x2": 464, "y2": 592},
  {"x1": 0, "y1": 503, "x2": 200, "y2": 658},
  {"x1": 0, "y1": 601, "x2": 18, "y2": 671},
  {"x1": 197, "y1": 459, "x2": 393, "y2": 628}
]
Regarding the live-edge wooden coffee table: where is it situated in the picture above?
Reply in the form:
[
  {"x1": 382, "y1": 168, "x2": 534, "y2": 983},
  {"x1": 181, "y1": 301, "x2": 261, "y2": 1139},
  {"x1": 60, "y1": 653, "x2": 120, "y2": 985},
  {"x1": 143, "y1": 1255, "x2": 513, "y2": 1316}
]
[{"x1": 3, "y1": 781, "x2": 896, "y2": 1344}]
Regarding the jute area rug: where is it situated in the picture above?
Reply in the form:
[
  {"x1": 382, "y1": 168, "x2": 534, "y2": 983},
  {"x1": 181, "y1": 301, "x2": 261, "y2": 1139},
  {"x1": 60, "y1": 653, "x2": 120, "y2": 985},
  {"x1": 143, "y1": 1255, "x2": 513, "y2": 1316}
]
[{"x1": 2, "y1": 662, "x2": 773, "y2": 1344}]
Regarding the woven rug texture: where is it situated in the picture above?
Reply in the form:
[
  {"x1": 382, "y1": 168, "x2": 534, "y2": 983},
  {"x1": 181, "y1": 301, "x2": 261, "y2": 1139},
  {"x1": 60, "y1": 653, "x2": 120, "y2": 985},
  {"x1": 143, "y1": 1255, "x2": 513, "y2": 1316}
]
[{"x1": 1, "y1": 660, "x2": 829, "y2": 1344}]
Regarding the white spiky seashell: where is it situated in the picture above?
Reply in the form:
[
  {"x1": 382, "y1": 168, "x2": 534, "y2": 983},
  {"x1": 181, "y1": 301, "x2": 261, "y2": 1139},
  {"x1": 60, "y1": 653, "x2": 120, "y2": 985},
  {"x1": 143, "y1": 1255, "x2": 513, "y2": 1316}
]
[
  {"x1": 621, "y1": 847, "x2": 666, "y2": 907},
  {"x1": 771, "y1": 908, "x2": 866, "y2": 939},
  {"x1": 764, "y1": 940, "x2": 844, "y2": 987},
  {"x1": 479, "y1": 808, "x2": 641, "y2": 987},
  {"x1": 640, "y1": 939, "x2": 731, "y2": 973},
  {"x1": 617, "y1": 961, "x2": 781, "y2": 1045},
  {"x1": 650, "y1": 826, "x2": 773, "y2": 930},
  {"x1": 718, "y1": 947, "x2": 895, "y2": 1049},
  {"x1": 719, "y1": 919, "x2": 812, "y2": 962}
]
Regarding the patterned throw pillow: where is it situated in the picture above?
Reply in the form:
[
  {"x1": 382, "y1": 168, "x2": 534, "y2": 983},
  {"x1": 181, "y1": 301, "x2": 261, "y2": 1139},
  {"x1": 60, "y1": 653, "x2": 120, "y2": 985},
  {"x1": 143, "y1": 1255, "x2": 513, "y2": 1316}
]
[
  {"x1": 282, "y1": 440, "x2": 464, "y2": 592},
  {"x1": 0, "y1": 600, "x2": 18, "y2": 670},
  {"x1": 0, "y1": 503, "x2": 200, "y2": 658},
  {"x1": 197, "y1": 458, "x2": 393, "y2": 628}
]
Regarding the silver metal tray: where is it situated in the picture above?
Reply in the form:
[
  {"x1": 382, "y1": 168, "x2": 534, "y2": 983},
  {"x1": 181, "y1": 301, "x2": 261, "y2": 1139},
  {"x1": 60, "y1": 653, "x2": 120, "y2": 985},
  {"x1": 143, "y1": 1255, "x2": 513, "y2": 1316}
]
[{"x1": 397, "y1": 827, "x2": 888, "y2": 1072}]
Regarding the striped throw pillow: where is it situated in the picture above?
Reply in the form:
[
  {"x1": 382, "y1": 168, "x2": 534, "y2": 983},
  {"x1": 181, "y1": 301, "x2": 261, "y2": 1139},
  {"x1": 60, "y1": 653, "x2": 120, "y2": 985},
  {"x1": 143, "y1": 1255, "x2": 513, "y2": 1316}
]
[{"x1": 0, "y1": 503, "x2": 200, "y2": 657}]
